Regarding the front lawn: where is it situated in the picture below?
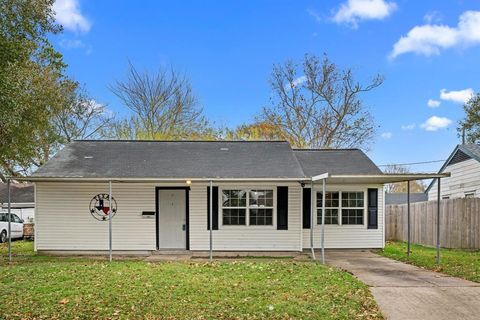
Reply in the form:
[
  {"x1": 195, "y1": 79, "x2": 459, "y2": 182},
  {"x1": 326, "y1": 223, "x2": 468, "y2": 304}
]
[
  {"x1": 0, "y1": 241, "x2": 382, "y2": 319},
  {"x1": 380, "y1": 241, "x2": 480, "y2": 283}
]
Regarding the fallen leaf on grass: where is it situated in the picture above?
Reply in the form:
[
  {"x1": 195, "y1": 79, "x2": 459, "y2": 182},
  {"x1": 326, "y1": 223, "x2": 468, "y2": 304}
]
[{"x1": 59, "y1": 298, "x2": 69, "y2": 305}]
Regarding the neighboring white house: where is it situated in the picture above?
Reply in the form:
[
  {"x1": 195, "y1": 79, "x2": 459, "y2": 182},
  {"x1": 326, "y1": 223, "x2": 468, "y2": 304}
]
[
  {"x1": 18, "y1": 140, "x2": 445, "y2": 254},
  {"x1": 0, "y1": 183, "x2": 35, "y2": 222},
  {"x1": 427, "y1": 144, "x2": 480, "y2": 200}
]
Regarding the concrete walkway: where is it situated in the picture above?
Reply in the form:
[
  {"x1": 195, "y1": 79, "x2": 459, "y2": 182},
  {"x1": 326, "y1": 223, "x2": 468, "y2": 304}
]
[{"x1": 326, "y1": 250, "x2": 480, "y2": 320}]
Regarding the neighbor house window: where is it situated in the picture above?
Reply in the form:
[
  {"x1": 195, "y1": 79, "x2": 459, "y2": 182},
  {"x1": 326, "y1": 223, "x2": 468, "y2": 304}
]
[
  {"x1": 316, "y1": 191, "x2": 365, "y2": 225},
  {"x1": 465, "y1": 192, "x2": 475, "y2": 198},
  {"x1": 316, "y1": 192, "x2": 339, "y2": 224},
  {"x1": 222, "y1": 189, "x2": 274, "y2": 226}
]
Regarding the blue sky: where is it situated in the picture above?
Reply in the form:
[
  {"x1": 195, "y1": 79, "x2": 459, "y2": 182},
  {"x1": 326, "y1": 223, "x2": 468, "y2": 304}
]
[{"x1": 52, "y1": 0, "x2": 480, "y2": 172}]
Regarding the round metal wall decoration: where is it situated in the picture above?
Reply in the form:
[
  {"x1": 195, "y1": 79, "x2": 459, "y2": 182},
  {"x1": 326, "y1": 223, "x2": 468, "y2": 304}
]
[{"x1": 89, "y1": 193, "x2": 117, "y2": 221}]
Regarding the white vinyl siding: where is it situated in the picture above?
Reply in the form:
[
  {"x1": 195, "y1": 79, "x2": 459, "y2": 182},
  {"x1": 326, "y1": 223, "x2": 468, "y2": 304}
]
[
  {"x1": 36, "y1": 181, "x2": 383, "y2": 251},
  {"x1": 189, "y1": 182, "x2": 302, "y2": 251},
  {"x1": 302, "y1": 185, "x2": 384, "y2": 249},
  {"x1": 35, "y1": 182, "x2": 158, "y2": 251},
  {"x1": 428, "y1": 159, "x2": 480, "y2": 200}
]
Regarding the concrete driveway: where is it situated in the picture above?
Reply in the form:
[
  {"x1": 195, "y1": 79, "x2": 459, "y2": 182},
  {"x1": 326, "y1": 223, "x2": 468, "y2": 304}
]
[{"x1": 326, "y1": 250, "x2": 480, "y2": 320}]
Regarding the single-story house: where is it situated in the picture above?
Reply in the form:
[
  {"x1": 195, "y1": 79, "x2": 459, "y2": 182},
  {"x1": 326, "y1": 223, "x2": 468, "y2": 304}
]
[
  {"x1": 427, "y1": 143, "x2": 480, "y2": 200},
  {"x1": 0, "y1": 183, "x2": 35, "y2": 222},
  {"x1": 17, "y1": 140, "x2": 447, "y2": 254}
]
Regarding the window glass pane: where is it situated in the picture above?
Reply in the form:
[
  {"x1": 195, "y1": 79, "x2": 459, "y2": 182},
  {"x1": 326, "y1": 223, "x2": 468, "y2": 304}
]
[
  {"x1": 317, "y1": 192, "x2": 339, "y2": 208},
  {"x1": 249, "y1": 190, "x2": 273, "y2": 207},
  {"x1": 317, "y1": 208, "x2": 339, "y2": 225},
  {"x1": 341, "y1": 209, "x2": 364, "y2": 225},
  {"x1": 250, "y1": 208, "x2": 273, "y2": 226},
  {"x1": 341, "y1": 192, "x2": 364, "y2": 208},
  {"x1": 222, "y1": 190, "x2": 246, "y2": 207},
  {"x1": 222, "y1": 209, "x2": 246, "y2": 225}
]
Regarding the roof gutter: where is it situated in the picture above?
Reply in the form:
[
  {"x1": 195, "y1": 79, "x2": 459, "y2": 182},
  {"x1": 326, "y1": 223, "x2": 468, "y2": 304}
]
[{"x1": 11, "y1": 176, "x2": 307, "y2": 183}]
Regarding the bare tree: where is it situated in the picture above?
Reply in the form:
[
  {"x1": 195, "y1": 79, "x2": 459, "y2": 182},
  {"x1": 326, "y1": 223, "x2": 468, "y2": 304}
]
[
  {"x1": 383, "y1": 164, "x2": 426, "y2": 193},
  {"x1": 54, "y1": 88, "x2": 113, "y2": 143},
  {"x1": 262, "y1": 54, "x2": 383, "y2": 150},
  {"x1": 108, "y1": 62, "x2": 210, "y2": 140}
]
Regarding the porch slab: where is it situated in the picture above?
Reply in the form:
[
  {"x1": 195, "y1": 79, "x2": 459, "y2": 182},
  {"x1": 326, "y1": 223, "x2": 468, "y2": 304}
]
[{"x1": 144, "y1": 251, "x2": 310, "y2": 262}]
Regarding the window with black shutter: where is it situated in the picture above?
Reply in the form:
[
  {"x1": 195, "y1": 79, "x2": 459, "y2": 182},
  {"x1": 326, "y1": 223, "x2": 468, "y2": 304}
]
[{"x1": 367, "y1": 188, "x2": 378, "y2": 229}]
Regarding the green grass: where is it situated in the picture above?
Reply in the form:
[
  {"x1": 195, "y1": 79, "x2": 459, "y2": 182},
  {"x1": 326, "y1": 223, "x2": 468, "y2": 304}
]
[
  {"x1": 0, "y1": 241, "x2": 382, "y2": 319},
  {"x1": 379, "y1": 241, "x2": 480, "y2": 283}
]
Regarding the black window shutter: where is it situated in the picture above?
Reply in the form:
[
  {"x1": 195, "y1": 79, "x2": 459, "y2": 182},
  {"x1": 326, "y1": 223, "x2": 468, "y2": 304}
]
[
  {"x1": 207, "y1": 186, "x2": 219, "y2": 230},
  {"x1": 277, "y1": 186, "x2": 288, "y2": 230},
  {"x1": 302, "y1": 188, "x2": 311, "y2": 229},
  {"x1": 367, "y1": 188, "x2": 378, "y2": 229}
]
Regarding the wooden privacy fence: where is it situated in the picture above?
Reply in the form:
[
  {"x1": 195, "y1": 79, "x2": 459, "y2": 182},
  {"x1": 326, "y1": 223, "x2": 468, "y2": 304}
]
[{"x1": 385, "y1": 198, "x2": 480, "y2": 249}]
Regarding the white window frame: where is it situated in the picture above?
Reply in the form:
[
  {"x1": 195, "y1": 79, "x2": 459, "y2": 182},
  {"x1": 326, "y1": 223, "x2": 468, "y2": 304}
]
[
  {"x1": 464, "y1": 191, "x2": 475, "y2": 198},
  {"x1": 314, "y1": 188, "x2": 367, "y2": 227},
  {"x1": 315, "y1": 191, "x2": 340, "y2": 225},
  {"x1": 219, "y1": 187, "x2": 276, "y2": 228}
]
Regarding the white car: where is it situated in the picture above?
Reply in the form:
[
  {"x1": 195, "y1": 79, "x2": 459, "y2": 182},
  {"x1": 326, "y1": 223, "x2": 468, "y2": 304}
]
[{"x1": 0, "y1": 212, "x2": 24, "y2": 243}]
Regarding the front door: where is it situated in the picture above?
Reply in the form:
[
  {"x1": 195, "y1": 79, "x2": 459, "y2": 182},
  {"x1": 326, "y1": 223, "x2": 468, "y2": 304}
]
[{"x1": 158, "y1": 190, "x2": 186, "y2": 249}]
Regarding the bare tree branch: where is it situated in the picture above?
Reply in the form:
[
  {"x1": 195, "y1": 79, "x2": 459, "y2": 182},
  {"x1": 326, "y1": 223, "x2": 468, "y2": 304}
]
[{"x1": 262, "y1": 54, "x2": 383, "y2": 150}]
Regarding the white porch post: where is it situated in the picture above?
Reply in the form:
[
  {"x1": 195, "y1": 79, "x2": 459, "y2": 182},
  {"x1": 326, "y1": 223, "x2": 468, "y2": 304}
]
[
  {"x1": 209, "y1": 180, "x2": 213, "y2": 261},
  {"x1": 407, "y1": 180, "x2": 411, "y2": 258},
  {"x1": 321, "y1": 178, "x2": 326, "y2": 264},
  {"x1": 436, "y1": 178, "x2": 441, "y2": 264},
  {"x1": 7, "y1": 179, "x2": 12, "y2": 262},
  {"x1": 310, "y1": 179, "x2": 315, "y2": 260},
  {"x1": 109, "y1": 180, "x2": 112, "y2": 262}
]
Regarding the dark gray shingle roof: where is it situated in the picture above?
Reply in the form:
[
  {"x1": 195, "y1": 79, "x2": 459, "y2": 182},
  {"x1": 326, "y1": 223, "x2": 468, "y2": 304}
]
[
  {"x1": 293, "y1": 149, "x2": 382, "y2": 176},
  {"x1": 31, "y1": 140, "x2": 382, "y2": 179},
  {"x1": 0, "y1": 183, "x2": 34, "y2": 203},
  {"x1": 459, "y1": 144, "x2": 480, "y2": 162},
  {"x1": 32, "y1": 140, "x2": 305, "y2": 179}
]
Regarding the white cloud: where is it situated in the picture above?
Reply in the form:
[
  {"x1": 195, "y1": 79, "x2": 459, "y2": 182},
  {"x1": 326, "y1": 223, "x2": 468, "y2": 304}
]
[
  {"x1": 59, "y1": 38, "x2": 85, "y2": 49},
  {"x1": 390, "y1": 11, "x2": 480, "y2": 59},
  {"x1": 332, "y1": 0, "x2": 397, "y2": 28},
  {"x1": 427, "y1": 99, "x2": 441, "y2": 108},
  {"x1": 381, "y1": 132, "x2": 392, "y2": 139},
  {"x1": 420, "y1": 116, "x2": 452, "y2": 131},
  {"x1": 307, "y1": 9, "x2": 322, "y2": 23},
  {"x1": 440, "y1": 88, "x2": 474, "y2": 104},
  {"x1": 53, "y1": 0, "x2": 91, "y2": 33},
  {"x1": 401, "y1": 123, "x2": 415, "y2": 130},
  {"x1": 424, "y1": 11, "x2": 442, "y2": 24},
  {"x1": 292, "y1": 76, "x2": 307, "y2": 87}
]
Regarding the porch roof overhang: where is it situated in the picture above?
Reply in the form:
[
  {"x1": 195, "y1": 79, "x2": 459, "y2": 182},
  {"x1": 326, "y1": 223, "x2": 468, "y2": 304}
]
[
  {"x1": 10, "y1": 176, "x2": 307, "y2": 183},
  {"x1": 306, "y1": 173, "x2": 451, "y2": 185},
  {"x1": 11, "y1": 172, "x2": 451, "y2": 184}
]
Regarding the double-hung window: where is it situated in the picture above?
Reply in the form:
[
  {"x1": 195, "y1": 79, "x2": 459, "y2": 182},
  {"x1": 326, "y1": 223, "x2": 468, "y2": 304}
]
[
  {"x1": 316, "y1": 191, "x2": 365, "y2": 225},
  {"x1": 222, "y1": 189, "x2": 274, "y2": 226},
  {"x1": 341, "y1": 192, "x2": 364, "y2": 225},
  {"x1": 222, "y1": 190, "x2": 247, "y2": 225},
  {"x1": 316, "y1": 192, "x2": 339, "y2": 224}
]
